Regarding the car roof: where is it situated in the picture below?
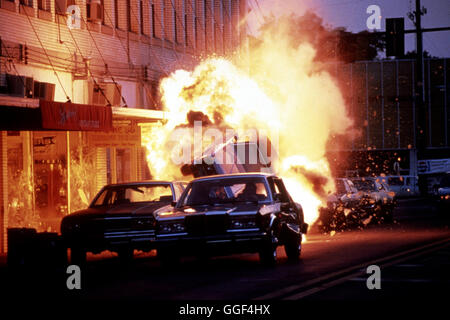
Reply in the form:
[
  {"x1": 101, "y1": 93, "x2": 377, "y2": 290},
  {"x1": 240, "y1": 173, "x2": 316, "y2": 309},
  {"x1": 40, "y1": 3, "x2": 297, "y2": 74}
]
[
  {"x1": 102, "y1": 180, "x2": 175, "y2": 188},
  {"x1": 191, "y1": 172, "x2": 276, "y2": 182}
]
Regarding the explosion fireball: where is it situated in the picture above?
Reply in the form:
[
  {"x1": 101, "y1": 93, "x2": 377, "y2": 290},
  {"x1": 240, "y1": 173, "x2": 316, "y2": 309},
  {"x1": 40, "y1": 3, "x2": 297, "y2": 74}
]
[{"x1": 142, "y1": 18, "x2": 352, "y2": 225}]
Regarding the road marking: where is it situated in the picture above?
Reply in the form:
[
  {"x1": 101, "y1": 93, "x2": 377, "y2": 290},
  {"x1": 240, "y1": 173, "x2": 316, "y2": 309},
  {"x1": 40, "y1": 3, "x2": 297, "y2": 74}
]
[
  {"x1": 349, "y1": 277, "x2": 434, "y2": 283},
  {"x1": 253, "y1": 236, "x2": 450, "y2": 300}
]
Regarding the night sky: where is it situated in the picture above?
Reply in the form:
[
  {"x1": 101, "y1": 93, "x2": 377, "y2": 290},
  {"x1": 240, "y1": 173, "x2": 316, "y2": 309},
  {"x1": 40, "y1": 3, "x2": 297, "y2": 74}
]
[{"x1": 248, "y1": 0, "x2": 450, "y2": 57}]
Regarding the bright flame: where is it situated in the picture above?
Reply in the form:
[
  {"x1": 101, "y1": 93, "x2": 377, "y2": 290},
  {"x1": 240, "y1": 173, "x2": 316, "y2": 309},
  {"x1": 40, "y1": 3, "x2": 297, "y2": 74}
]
[{"x1": 142, "y1": 18, "x2": 352, "y2": 226}]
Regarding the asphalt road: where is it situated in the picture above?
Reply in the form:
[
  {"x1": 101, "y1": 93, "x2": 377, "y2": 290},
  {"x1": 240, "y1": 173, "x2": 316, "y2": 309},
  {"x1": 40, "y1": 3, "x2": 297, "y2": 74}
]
[{"x1": 2, "y1": 197, "x2": 450, "y2": 306}]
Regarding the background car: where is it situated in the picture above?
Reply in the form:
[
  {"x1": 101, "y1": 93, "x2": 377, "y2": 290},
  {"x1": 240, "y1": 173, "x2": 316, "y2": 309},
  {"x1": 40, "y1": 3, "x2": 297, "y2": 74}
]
[
  {"x1": 60, "y1": 181, "x2": 187, "y2": 264},
  {"x1": 434, "y1": 172, "x2": 450, "y2": 215},
  {"x1": 318, "y1": 178, "x2": 364, "y2": 231},
  {"x1": 154, "y1": 173, "x2": 308, "y2": 265},
  {"x1": 350, "y1": 177, "x2": 395, "y2": 224},
  {"x1": 377, "y1": 175, "x2": 419, "y2": 198}
]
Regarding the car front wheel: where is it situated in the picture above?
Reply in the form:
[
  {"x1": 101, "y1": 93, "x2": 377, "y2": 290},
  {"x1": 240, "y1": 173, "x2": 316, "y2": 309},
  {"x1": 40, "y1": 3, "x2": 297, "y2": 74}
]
[
  {"x1": 284, "y1": 235, "x2": 302, "y2": 261},
  {"x1": 70, "y1": 246, "x2": 86, "y2": 265},
  {"x1": 259, "y1": 232, "x2": 278, "y2": 266}
]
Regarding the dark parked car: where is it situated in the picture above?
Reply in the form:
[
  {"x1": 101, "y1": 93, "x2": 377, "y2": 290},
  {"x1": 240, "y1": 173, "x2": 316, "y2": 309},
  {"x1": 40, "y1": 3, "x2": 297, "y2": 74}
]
[
  {"x1": 60, "y1": 181, "x2": 187, "y2": 264},
  {"x1": 154, "y1": 173, "x2": 308, "y2": 265}
]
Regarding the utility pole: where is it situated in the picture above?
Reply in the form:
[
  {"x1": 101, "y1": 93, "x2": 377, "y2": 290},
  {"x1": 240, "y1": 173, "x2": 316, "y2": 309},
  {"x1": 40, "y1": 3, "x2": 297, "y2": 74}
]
[
  {"x1": 405, "y1": 0, "x2": 428, "y2": 194},
  {"x1": 414, "y1": 0, "x2": 426, "y2": 154}
]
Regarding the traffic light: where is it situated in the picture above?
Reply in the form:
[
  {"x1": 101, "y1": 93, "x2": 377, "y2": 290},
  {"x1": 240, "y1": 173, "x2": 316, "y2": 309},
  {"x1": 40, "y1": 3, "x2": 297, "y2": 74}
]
[{"x1": 386, "y1": 18, "x2": 404, "y2": 57}]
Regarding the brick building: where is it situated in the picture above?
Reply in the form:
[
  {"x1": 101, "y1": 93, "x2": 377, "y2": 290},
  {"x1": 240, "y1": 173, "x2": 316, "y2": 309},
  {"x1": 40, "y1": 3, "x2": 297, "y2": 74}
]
[
  {"x1": 0, "y1": 0, "x2": 248, "y2": 252},
  {"x1": 327, "y1": 58, "x2": 450, "y2": 191}
]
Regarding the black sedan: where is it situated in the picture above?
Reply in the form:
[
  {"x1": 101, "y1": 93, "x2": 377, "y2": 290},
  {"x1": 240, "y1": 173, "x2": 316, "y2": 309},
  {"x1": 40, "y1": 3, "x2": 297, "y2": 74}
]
[
  {"x1": 154, "y1": 173, "x2": 308, "y2": 265},
  {"x1": 60, "y1": 181, "x2": 187, "y2": 264}
]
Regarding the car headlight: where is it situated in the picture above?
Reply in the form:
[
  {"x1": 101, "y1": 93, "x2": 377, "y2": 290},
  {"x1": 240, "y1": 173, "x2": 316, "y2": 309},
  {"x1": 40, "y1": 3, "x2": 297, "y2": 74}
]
[
  {"x1": 230, "y1": 219, "x2": 257, "y2": 229},
  {"x1": 159, "y1": 222, "x2": 185, "y2": 234}
]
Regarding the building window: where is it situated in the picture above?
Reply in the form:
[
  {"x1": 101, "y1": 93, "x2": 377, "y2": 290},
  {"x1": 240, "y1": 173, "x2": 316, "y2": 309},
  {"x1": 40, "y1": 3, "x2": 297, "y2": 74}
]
[
  {"x1": 114, "y1": 0, "x2": 119, "y2": 28},
  {"x1": 174, "y1": 9, "x2": 177, "y2": 43},
  {"x1": 184, "y1": 13, "x2": 188, "y2": 46},
  {"x1": 38, "y1": 0, "x2": 51, "y2": 11},
  {"x1": 203, "y1": 0, "x2": 207, "y2": 50},
  {"x1": 140, "y1": 0, "x2": 144, "y2": 34},
  {"x1": 55, "y1": 0, "x2": 74, "y2": 15},
  {"x1": 194, "y1": 16, "x2": 198, "y2": 47},
  {"x1": 151, "y1": 3, "x2": 156, "y2": 37},
  {"x1": 20, "y1": 0, "x2": 33, "y2": 7},
  {"x1": 127, "y1": 0, "x2": 131, "y2": 32},
  {"x1": 100, "y1": 0, "x2": 106, "y2": 25}
]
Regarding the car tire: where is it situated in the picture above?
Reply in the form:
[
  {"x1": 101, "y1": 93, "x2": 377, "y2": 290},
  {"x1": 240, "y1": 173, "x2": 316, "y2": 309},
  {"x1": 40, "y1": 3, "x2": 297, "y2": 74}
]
[
  {"x1": 158, "y1": 248, "x2": 180, "y2": 267},
  {"x1": 117, "y1": 248, "x2": 134, "y2": 263},
  {"x1": 70, "y1": 246, "x2": 86, "y2": 265},
  {"x1": 259, "y1": 233, "x2": 277, "y2": 266},
  {"x1": 284, "y1": 236, "x2": 301, "y2": 262}
]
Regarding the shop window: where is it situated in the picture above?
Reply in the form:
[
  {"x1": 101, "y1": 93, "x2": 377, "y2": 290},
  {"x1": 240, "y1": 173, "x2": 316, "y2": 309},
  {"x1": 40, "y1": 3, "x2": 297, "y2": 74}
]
[{"x1": 116, "y1": 148, "x2": 131, "y2": 183}]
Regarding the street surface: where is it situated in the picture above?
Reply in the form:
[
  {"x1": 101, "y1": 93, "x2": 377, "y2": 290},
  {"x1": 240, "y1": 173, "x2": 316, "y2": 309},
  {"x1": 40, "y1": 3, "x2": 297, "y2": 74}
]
[{"x1": 2, "y1": 197, "x2": 449, "y2": 304}]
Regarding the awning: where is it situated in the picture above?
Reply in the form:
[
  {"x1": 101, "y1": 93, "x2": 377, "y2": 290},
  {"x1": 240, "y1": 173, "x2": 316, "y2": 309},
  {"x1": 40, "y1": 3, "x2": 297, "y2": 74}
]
[
  {"x1": 40, "y1": 100, "x2": 113, "y2": 131},
  {"x1": 0, "y1": 96, "x2": 165, "y2": 130}
]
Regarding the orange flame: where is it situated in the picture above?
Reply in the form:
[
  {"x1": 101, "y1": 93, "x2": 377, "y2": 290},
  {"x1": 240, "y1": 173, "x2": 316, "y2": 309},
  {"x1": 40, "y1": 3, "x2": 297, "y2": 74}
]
[{"x1": 142, "y1": 18, "x2": 352, "y2": 225}]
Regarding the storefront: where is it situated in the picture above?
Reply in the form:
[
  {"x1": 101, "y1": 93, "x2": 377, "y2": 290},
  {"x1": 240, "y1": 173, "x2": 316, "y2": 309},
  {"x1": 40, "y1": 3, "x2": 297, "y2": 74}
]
[{"x1": 0, "y1": 98, "x2": 163, "y2": 253}]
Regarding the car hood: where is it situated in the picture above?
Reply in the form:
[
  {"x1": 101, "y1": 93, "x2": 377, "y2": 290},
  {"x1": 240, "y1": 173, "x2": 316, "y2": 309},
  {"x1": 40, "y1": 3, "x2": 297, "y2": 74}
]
[
  {"x1": 65, "y1": 202, "x2": 170, "y2": 219},
  {"x1": 156, "y1": 202, "x2": 265, "y2": 220}
]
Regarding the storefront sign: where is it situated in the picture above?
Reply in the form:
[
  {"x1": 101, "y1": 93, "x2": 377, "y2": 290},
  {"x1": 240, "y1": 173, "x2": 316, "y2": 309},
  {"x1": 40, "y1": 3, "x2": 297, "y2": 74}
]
[
  {"x1": 40, "y1": 100, "x2": 113, "y2": 131},
  {"x1": 88, "y1": 124, "x2": 141, "y2": 147}
]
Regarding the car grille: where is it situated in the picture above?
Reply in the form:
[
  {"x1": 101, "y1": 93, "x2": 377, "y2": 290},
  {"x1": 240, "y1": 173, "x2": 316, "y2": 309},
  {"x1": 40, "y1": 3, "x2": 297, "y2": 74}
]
[{"x1": 185, "y1": 214, "x2": 228, "y2": 236}]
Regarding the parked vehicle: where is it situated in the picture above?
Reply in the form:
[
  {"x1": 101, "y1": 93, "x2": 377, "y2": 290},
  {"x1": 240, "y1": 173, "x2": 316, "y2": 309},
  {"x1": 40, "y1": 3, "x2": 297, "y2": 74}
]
[
  {"x1": 318, "y1": 178, "x2": 364, "y2": 231},
  {"x1": 60, "y1": 181, "x2": 187, "y2": 264},
  {"x1": 377, "y1": 175, "x2": 419, "y2": 198},
  {"x1": 155, "y1": 173, "x2": 308, "y2": 265},
  {"x1": 350, "y1": 177, "x2": 395, "y2": 223},
  {"x1": 434, "y1": 172, "x2": 450, "y2": 214}
]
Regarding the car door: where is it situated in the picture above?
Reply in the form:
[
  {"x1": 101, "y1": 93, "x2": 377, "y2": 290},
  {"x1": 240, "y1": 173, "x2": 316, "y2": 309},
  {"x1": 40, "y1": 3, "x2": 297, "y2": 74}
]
[{"x1": 268, "y1": 177, "x2": 299, "y2": 223}]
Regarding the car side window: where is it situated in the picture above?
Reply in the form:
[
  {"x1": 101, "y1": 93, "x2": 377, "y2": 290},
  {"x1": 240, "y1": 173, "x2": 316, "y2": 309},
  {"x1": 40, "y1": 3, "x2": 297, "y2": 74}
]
[
  {"x1": 92, "y1": 189, "x2": 107, "y2": 206},
  {"x1": 269, "y1": 178, "x2": 290, "y2": 203},
  {"x1": 173, "y1": 184, "x2": 184, "y2": 200},
  {"x1": 181, "y1": 187, "x2": 192, "y2": 206},
  {"x1": 267, "y1": 178, "x2": 279, "y2": 199}
]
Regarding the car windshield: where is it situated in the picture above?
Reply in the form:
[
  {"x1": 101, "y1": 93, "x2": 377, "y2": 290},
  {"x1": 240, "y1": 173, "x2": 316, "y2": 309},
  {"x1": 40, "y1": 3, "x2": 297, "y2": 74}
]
[
  {"x1": 180, "y1": 177, "x2": 269, "y2": 206},
  {"x1": 352, "y1": 179, "x2": 378, "y2": 192},
  {"x1": 91, "y1": 184, "x2": 173, "y2": 207}
]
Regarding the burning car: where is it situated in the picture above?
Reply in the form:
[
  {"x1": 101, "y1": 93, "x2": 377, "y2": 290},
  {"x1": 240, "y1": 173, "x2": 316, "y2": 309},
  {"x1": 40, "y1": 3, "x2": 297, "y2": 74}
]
[
  {"x1": 154, "y1": 173, "x2": 308, "y2": 265},
  {"x1": 60, "y1": 181, "x2": 187, "y2": 264},
  {"x1": 350, "y1": 177, "x2": 395, "y2": 223},
  {"x1": 318, "y1": 178, "x2": 364, "y2": 231}
]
